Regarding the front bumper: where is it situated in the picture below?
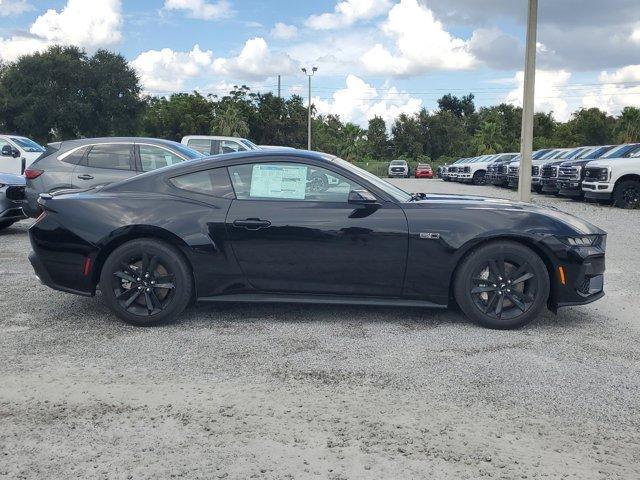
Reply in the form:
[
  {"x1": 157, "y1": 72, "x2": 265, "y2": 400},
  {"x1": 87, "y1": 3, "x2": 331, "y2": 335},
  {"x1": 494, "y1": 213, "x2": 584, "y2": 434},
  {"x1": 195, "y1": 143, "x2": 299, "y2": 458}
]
[
  {"x1": 582, "y1": 181, "x2": 613, "y2": 195},
  {"x1": 388, "y1": 171, "x2": 408, "y2": 177},
  {"x1": 557, "y1": 180, "x2": 583, "y2": 197},
  {"x1": 1, "y1": 185, "x2": 27, "y2": 222},
  {"x1": 540, "y1": 178, "x2": 559, "y2": 193}
]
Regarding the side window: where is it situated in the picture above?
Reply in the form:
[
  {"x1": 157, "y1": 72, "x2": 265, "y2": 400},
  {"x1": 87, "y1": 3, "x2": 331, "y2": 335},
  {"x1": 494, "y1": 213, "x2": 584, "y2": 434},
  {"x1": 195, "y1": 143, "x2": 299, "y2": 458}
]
[
  {"x1": 627, "y1": 146, "x2": 640, "y2": 158},
  {"x1": 227, "y1": 163, "x2": 361, "y2": 202},
  {"x1": 186, "y1": 139, "x2": 212, "y2": 155},
  {"x1": 86, "y1": 144, "x2": 133, "y2": 170},
  {"x1": 169, "y1": 168, "x2": 235, "y2": 199},
  {"x1": 139, "y1": 145, "x2": 184, "y2": 172},
  {"x1": 221, "y1": 140, "x2": 245, "y2": 154},
  {"x1": 59, "y1": 146, "x2": 87, "y2": 165}
]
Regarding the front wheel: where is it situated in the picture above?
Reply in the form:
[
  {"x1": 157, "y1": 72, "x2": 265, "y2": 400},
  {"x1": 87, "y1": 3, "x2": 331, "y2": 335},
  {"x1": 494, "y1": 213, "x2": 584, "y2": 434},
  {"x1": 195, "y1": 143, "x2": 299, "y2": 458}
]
[
  {"x1": 613, "y1": 180, "x2": 640, "y2": 209},
  {"x1": 453, "y1": 241, "x2": 550, "y2": 329},
  {"x1": 100, "y1": 239, "x2": 193, "y2": 326},
  {"x1": 472, "y1": 171, "x2": 486, "y2": 185}
]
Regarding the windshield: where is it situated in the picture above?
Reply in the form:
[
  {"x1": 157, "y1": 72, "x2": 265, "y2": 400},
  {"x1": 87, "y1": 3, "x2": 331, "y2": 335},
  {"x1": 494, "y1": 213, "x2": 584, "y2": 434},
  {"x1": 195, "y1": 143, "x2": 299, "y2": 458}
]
[
  {"x1": 332, "y1": 157, "x2": 412, "y2": 202},
  {"x1": 390, "y1": 160, "x2": 406, "y2": 165},
  {"x1": 9, "y1": 136, "x2": 45, "y2": 152},
  {"x1": 170, "y1": 142, "x2": 205, "y2": 159},
  {"x1": 581, "y1": 146, "x2": 613, "y2": 159},
  {"x1": 240, "y1": 139, "x2": 260, "y2": 150},
  {"x1": 602, "y1": 144, "x2": 638, "y2": 158}
]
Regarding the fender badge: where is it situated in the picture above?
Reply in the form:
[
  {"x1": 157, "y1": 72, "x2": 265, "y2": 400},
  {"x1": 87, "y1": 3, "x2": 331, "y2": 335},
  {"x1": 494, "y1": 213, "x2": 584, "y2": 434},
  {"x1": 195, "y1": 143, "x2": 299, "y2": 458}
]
[{"x1": 419, "y1": 232, "x2": 440, "y2": 240}]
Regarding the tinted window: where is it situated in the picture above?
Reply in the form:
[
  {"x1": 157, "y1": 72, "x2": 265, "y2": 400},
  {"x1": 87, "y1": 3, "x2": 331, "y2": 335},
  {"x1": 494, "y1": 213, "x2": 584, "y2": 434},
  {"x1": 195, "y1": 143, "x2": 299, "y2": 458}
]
[
  {"x1": 228, "y1": 163, "x2": 361, "y2": 202},
  {"x1": 86, "y1": 144, "x2": 132, "y2": 170},
  {"x1": 60, "y1": 146, "x2": 88, "y2": 165},
  {"x1": 186, "y1": 139, "x2": 212, "y2": 155},
  {"x1": 139, "y1": 145, "x2": 184, "y2": 172},
  {"x1": 10, "y1": 137, "x2": 45, "y2": 152},
  {"x1": 170, "y1": 168, "x2": 234, "y2": 198}
]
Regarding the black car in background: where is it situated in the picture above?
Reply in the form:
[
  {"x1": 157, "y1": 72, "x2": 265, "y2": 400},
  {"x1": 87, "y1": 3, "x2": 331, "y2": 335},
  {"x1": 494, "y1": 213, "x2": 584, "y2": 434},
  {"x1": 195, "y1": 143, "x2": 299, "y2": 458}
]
[
  {"x1": 28, "y1": 150, "x2": 606, "y2": 330},
  {"x1": 23, "y1": 137, "x2": 203, "y2": 216},
  {"x1": 557, "y1": 145, "x2": 615, "y2": 198}
]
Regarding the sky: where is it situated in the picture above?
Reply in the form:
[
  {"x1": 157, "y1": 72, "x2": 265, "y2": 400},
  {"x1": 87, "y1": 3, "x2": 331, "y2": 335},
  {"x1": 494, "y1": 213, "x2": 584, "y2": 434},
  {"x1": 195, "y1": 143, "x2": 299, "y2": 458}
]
[{"x1": 1, "y1": 0, "x2": 640, "y2": 127}]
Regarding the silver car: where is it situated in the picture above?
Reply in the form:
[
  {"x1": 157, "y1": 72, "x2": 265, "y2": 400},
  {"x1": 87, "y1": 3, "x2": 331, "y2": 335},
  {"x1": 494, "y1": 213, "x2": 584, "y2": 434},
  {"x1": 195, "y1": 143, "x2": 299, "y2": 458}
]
[
  {"x1": 388, "y1": 159, "x2": 409, "y2": 178},
  {"x1": 0, "y1": 172, "x2": 26, "y2": 231},
  {"x1": 23, "y1": 137, "x2": 203, "y2": 217}
]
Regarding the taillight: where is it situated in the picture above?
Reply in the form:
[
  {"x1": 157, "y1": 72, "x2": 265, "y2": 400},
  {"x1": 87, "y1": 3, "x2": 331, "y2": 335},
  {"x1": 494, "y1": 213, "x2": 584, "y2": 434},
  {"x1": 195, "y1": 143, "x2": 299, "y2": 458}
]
[{"x1": 24, "y1": 169, "x2": 44, "y2": 180}]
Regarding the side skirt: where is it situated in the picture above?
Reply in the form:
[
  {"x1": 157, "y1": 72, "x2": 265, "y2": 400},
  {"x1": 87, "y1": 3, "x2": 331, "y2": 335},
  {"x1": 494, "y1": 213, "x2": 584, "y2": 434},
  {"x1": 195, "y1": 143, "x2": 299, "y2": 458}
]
[{"x1": 197, "y1": 293, "x2": 447, "y2": 309}]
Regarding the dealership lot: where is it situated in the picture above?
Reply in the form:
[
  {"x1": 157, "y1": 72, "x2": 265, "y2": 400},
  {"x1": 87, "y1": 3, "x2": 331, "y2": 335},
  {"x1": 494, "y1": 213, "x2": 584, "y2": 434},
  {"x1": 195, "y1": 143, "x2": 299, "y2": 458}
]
[{"x1": 1, "y1": 180, "x2": 639, "y2": 479}]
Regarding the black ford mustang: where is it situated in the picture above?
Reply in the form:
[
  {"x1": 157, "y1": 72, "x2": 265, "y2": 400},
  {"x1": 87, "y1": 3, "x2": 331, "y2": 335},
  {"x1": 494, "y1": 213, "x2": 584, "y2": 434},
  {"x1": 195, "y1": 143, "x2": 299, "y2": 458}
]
[{"x1": 28, "y1": 150, "x2": 606, "y2": 329}]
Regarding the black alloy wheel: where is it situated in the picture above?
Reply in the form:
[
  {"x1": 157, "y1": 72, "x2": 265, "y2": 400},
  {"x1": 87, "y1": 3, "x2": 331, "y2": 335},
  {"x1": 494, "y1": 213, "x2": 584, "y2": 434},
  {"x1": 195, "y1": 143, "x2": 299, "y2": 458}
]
[
  {"x1": 100, "y1": 239, "x2": 192, "y2": 326},
  {"x1": 454, "y1": 241, "x2": 550, "y2": 329},
  {"x1": 472, "y1": 171, "x2": 486, "y2": 185},
  {"x1": 613, "y1": 180, "x2": 640, "y2": 209}
]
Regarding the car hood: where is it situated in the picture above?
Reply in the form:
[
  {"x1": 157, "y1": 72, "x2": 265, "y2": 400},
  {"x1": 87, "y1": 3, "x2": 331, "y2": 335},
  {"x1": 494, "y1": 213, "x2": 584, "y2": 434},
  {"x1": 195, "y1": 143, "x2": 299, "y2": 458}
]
[
  {"x1": 407, "y1": 193, "x2": 605, "y2": 235},
  {"x1": 0, "y1": 172, "x2": 26, "y2": 186}
]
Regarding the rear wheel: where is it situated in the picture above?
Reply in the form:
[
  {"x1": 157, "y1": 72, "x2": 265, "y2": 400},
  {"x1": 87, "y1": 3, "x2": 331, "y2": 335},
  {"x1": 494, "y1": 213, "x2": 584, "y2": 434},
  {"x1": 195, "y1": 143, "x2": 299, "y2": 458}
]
[
  {"x1": 613, "y1": 180, "x2": 640, "y2": 209},
  {"x1": 454, "y1": 241, "x2": 549, "y2": 329},
  {"x1": 100, "y1": 239, "x2": 192, "y2": 326},
  {"x1": 472, "y1": 170, "x2": 486, "y2": 185}
]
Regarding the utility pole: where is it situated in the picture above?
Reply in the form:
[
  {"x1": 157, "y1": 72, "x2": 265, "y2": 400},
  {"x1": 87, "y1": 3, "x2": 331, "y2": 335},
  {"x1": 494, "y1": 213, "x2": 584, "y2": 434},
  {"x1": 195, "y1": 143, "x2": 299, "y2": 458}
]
[
  {"x1": 517, "y1": 0, "x2": 538, "y2": 202},
  {"x1": 277, "y1": 75, "x2": 281, "y2": 98},
  {"x1": 301, "y1": 66, "x2": 317, "y2": 150}
]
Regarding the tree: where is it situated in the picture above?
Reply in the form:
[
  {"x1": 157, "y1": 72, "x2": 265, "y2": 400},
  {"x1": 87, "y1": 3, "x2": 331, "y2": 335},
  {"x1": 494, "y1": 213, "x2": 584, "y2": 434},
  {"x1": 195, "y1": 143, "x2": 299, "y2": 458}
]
[
  {"x1": 140, "y1": 92, "x2": 215, "y2": 141},
  {"x1": 615, "y1": 107, "x2": 640, "y2": 143},
  {"x1": 214, "y1": 103, "x2": 250, "y2": 137},
  {"x1": 365, "y1": 116, "x2": 389, "y2": 159},
  {"x1": 391, "y1": 113, "x2": 422, "y2": 159},
  {"x1": 566, "y1": 108, "x2": 615, "y2": 146},
  {"x1": 437, "y1": 93, "x2": 475, "y2": 118},
  {"x1": 472, "y1": 121, "x2": 504, "y2": 154}
]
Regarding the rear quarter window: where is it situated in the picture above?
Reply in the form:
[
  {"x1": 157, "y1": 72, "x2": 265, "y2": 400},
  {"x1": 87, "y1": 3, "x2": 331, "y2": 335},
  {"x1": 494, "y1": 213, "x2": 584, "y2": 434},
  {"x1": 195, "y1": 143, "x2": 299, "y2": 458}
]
[
  {"x1": 169, "y1": 168, "x2": 235, "y2": 199},
  {"x1": 59, "y1": 146, "x2": 87, "y2": 165}
]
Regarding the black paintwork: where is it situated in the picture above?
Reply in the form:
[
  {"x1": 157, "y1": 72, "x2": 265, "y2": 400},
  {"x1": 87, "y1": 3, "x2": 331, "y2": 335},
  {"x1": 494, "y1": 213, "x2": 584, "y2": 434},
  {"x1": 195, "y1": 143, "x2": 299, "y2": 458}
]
[{"x1": 28, "y1": 150, "x2": 606, "y2": 310}]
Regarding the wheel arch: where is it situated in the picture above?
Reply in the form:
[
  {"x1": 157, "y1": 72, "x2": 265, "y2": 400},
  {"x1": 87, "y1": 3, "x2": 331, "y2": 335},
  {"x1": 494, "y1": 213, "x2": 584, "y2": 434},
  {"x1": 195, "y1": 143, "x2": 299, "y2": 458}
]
[
  {"x1": 448, "y1": 234, "x2": 557, "y2": 311},
  {"x1": 91, "y1": 225, "x2": 195, "y2": 295},
  {"x1": 614, "y1": 173, "x2": 640, "y2": 187}
]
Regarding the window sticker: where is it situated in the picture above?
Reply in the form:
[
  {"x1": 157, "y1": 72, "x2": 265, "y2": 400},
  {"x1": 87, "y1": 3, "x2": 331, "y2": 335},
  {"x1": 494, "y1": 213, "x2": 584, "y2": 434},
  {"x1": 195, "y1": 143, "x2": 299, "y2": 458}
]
[{"x1": 250, "y1": 164, "x2": 308, "y2": 199}]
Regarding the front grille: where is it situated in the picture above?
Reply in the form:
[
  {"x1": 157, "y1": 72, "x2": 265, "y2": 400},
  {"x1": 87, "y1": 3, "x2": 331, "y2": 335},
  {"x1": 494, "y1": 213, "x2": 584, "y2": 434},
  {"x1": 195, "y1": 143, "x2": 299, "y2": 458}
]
[
  {"x1": 508, "y1": 166, "x2": 518, "y2": 175},
  {"x1": 541, "y1": 165, "x2": 558, "y2": 178},
  {"x1": 391, "y1": 167, "x2": 405, "y2": 172},
  {"x1": 498, "y1": 165, "x2": 508, "y2": 174},
  {"x1": 559, "y1": 166, "x2": 580, "y2": 180}
]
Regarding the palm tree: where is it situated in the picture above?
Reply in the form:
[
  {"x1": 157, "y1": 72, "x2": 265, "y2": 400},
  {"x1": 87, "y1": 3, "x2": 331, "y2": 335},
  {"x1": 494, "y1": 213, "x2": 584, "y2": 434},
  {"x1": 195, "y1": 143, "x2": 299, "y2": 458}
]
[{"x1": 215, "y1": 104, "x2": 249, "y2": 137}]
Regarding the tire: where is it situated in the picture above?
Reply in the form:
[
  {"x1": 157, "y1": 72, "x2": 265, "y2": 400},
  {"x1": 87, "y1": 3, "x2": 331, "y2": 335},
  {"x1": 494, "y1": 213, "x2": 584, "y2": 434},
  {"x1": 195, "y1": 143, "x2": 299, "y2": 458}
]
[
  {"x1": 99, "y1": 238, "x2": 193, "y2": 326},
  {"x1": 453, "y1": 241, "x2": 550, "y2": 329},
  {"x1": 613, "y1": 180, "x2": 640, "y2": 209},
  {"x1": 472, "y1": 171, "x2": 486, "y2": 185},
  {"x1": 0, "y1": 220, "x2": 16, "y2": 231}
]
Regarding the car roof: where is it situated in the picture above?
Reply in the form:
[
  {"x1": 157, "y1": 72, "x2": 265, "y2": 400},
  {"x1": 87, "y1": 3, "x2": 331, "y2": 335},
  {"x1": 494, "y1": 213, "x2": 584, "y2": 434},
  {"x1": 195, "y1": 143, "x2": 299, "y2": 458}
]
[
  {"x1": 182, "y1": 135, "x2": 249, "y2": 141},
  {"x1": 55, "y1": 137, "x2": 185, "y2": 150}
]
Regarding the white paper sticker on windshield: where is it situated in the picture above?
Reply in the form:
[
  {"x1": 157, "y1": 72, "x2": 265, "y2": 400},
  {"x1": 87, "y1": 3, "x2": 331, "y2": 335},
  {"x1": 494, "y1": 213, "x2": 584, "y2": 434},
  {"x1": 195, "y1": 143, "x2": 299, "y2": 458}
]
[{"x1": 250, "y1": 164, "x2": 308, "y2": 199}]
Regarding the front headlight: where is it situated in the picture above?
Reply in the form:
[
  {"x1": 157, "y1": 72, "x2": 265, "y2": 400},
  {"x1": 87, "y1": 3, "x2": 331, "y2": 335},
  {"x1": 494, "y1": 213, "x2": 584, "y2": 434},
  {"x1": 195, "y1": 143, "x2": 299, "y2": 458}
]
[{"x1": 559, "y1": 235, "x2": 605, "y2": 247}]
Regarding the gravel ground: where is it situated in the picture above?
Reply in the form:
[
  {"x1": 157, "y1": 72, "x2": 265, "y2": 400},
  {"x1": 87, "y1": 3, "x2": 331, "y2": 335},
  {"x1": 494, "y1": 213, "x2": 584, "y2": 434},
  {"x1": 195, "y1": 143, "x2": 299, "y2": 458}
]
[{"x1": 1, "y1": 180, "x2": 639, "y2": 479}]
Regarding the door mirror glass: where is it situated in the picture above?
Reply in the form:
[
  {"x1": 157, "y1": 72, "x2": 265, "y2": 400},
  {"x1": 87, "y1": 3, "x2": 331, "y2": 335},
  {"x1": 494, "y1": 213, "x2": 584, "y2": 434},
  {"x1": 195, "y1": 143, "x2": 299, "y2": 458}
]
[
  {"x1": 348, "y1": 189, "x2": 377, "y2": 204},
  {"x1": 1, "y1": 145, "x2": 12, "y2": 157}
]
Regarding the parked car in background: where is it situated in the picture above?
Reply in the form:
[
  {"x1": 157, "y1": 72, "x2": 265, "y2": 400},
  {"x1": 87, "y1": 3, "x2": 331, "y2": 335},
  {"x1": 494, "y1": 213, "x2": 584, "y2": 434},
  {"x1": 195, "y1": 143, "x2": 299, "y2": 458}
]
[
  {"x1": 442, "y1": 158, "x2": 465, "y2": 181},
  {"x1": 486, "y1": 153, "x2": 522, "y2": 186},
  {"x1": 557, "y1": 145, "x2": 616, "y2": 199},
  {"x1": 259, "y1": 145, "x2": 296, "y2": 150},
  {"x1": 29, "y1": 150, "x2": 607, "y2": 330},
  {"x1": 388, "y1": 159, "x2": 409, "y2": 177},
  {"x1": 415, "y1": 163, "x2": 433, "y2": 178},
  {"x1": 23, "y1": 138, "x2": 203, "y2": 217},
  {"x1": 539, "y1": 147, "x2": 591, "y2": 195},
  {"x1": 181, "y1": 136, "x2": 260, "y2": 155},
  {"x1": 0, "y1": 134, "x2": 45, "y2": 175},
  {"x1": 0, "y1": 172, "x2": 26, "y2": 231},
  {"x1": 505, "y1": 149, "x2": 557, "y2": 190},
  {"x1": 582, "y1": 143, "x2": 640, "y2": 208}
]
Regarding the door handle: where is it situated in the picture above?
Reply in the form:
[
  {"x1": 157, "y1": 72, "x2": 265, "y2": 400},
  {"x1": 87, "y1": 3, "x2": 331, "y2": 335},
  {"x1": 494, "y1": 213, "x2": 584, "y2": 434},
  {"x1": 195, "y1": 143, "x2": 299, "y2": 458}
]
[
  {"x1": 233, "y1": 218, "x2": 272, "y2": 230},
  {"x1": 77, "y1": 174, "x2": 94, "y2": 180}
]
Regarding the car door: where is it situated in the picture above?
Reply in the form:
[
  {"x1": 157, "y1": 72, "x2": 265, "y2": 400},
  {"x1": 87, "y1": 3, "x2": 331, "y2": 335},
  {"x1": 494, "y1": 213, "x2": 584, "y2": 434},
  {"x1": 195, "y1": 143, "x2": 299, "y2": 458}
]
[
  {"x1": 0, "y1": 137, "x2": 20, "y2": 175},
  {"x1": 225, "y1": 160, "x2": 409, "y2": 296},
  {"x1": 72, "y1": 143, "x2": 137, "y2": 188}
]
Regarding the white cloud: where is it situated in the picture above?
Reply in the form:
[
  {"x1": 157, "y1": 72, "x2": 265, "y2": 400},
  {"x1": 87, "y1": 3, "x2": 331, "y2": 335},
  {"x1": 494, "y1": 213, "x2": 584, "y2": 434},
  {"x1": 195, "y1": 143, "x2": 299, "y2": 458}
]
[
  {"x1": 30, "y1": 0, "x2": 122, "y2": 47},
  {"x1": 0, "y1": 0, "x2": 33, "y2": 16},
  {"x1": 582, "y1": 65, "x2": 640, "y2": 115},
  {"x1": 632, "y1": 25, "x2": 640, "y2": 43},
  {"x1": 163, "y1": 0, "x2": 233, "y2": 20},
  {"x1": 271, "y1": 22, "x2": 298, "y2": 40},
  {"x1": 314, "y1": 74, "x2": 422, "y2": 126},
  {"x1": 505, "y1": 69, "x2": 573, "y2": 121},
  {"x1": 361, "y1": 0, "x2": 475, "y2": 76},
  {"x1": 131, "y1": 44, "x2": 214, "y2": 93},
  {"x1": 306, "y1": 0, "x2": 391, "y2": 30},
  {"x1": 0, "y1": 0, "x2": 123, "y2": 62},
  {"x1": 212, "y1": 37, "x2": 298, "y2": 80}
]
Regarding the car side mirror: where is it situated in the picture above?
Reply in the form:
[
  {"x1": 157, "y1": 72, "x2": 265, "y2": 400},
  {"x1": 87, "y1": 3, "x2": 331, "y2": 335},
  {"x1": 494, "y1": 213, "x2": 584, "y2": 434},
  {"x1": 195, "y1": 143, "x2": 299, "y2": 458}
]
[
  {"x1": 1, "y1": 145, "x2": 14, "y2": 157},
  {"x1": 348, "y1": 189, "x2": 378, "y2": 204},
  {"x1": 12, "y1": 147, "x2": 20, "y2": 158}
]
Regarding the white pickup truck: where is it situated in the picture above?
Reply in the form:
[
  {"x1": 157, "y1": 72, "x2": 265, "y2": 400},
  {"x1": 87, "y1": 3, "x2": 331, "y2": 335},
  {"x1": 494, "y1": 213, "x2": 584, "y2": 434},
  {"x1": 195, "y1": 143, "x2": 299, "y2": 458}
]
[
  {"x1": 0, "y1": 134, "x2": 46, "y2": 175},
  {"x1": 582, "y1": 143, "x2": 640, "y2": 208}
]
